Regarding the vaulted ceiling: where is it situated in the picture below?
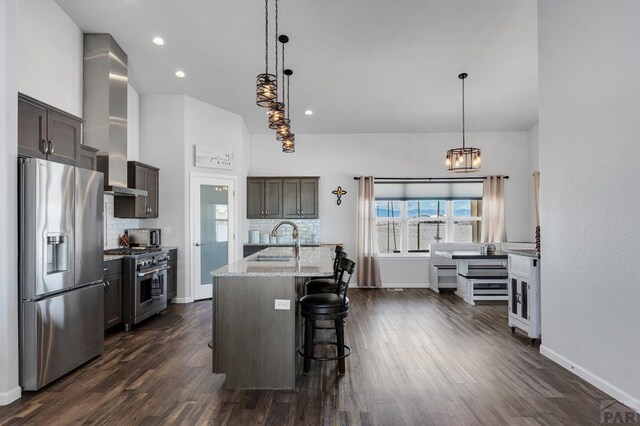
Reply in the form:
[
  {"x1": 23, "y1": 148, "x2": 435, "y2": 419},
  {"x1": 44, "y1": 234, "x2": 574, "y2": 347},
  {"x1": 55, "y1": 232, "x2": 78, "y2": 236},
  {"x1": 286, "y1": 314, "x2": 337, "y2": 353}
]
[{"x1": 56, "y1": 0, "x2": 538, "y2": 134}]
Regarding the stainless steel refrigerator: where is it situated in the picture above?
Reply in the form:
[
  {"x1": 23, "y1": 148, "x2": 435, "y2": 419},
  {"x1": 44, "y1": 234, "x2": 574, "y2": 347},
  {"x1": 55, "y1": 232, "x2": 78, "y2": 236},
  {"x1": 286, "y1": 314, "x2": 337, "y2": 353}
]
[{"x1": 19, "y1": 158, "x2": 105, "y2": 391}]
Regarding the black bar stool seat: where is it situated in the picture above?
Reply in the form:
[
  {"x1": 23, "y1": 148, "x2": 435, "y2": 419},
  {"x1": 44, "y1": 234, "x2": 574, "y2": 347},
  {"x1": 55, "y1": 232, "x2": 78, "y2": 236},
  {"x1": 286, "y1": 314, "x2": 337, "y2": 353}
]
[
  {"x1": 298, "y1": 257, "x2": 355, "y2": 375},
  {"x1": 300, "y1": 293, "x2": 349, "y2": 317},
  {"x1": 305, "y1": 278, "x2": 339, "y2": 295}
]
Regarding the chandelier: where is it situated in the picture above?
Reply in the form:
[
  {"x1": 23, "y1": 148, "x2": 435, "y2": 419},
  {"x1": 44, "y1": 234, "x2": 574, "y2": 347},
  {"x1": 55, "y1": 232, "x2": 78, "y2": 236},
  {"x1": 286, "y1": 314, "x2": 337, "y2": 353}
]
[{"x1": 446, "y1": 73, "x2": 481, "y2": 172}]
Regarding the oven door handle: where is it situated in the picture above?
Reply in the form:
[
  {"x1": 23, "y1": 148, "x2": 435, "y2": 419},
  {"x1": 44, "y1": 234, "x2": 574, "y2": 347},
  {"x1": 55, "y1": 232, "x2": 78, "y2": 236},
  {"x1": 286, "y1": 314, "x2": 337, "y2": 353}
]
[{"x1": 137, "y1": 266, "x2": 170, "y2": 277}]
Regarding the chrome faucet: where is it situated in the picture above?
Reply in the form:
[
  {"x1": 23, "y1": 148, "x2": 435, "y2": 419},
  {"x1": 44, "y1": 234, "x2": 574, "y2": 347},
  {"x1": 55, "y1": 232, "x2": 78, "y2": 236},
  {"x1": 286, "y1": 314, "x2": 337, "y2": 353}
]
[{"x1": 271, "y1": 221, "x2": 301, "y2": 259}]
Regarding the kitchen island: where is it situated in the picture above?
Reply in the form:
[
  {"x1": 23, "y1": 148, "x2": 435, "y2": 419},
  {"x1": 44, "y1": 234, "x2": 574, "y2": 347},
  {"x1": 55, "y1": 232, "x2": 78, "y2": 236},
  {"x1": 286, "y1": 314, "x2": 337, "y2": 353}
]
[{"x1": 210, "y1": 246, "x2": 334, "y2": 390}]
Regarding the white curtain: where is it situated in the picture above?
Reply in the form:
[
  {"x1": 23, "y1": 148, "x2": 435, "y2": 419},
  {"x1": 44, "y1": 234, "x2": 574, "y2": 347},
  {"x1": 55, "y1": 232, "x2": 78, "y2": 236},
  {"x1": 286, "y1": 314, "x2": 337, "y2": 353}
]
[
  {"x1": 356, "y1": 177, "x2": 382, "y2": 288},
  {"x1": 481, "y1": 176, "x2": 507, "y2": 243}
]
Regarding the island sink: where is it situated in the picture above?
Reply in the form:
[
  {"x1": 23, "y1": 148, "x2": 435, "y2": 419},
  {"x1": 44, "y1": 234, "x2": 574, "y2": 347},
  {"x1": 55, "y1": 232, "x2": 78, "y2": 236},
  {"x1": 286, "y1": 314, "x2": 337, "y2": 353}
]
[{"x1": 253, "y1": 255, "x2": 293, "y2": 262}]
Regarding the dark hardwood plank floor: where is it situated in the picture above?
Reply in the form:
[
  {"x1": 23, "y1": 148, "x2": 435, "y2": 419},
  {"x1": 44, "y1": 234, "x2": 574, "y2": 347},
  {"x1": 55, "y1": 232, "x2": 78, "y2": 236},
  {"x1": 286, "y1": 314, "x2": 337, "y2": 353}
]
[{"x1": 0, "y1": 289, "x2": 627, "y2": 425}]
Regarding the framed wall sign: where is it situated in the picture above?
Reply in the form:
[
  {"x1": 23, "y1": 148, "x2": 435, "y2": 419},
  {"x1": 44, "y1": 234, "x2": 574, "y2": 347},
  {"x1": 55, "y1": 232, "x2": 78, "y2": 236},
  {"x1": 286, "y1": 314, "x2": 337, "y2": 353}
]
[{"x1": 194, "y1": 145, "x2": 234, "y2": 170}]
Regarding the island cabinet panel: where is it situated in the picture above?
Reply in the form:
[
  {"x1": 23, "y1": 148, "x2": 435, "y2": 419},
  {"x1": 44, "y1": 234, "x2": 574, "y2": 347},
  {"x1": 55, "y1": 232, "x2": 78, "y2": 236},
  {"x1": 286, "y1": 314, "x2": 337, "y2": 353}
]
[
  {"x1": 282, "y1": 179, "x2": 301, "y2": 218},
  {"x1": 246, "y1": 177, "x2": 319, "y2": 219},
  {"x1": 18, "y1": 94, "x2": 83, "y2": 166},
  {"x1": 213, "y1": 276, "x2": 299, "y2": 389}
]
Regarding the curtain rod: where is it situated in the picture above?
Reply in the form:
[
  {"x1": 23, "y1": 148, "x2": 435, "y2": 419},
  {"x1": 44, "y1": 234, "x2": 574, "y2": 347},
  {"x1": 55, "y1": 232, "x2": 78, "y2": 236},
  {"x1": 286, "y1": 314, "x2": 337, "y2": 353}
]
[{"x1": 353, "y1": 176, "x2": 509, "y2": 181}]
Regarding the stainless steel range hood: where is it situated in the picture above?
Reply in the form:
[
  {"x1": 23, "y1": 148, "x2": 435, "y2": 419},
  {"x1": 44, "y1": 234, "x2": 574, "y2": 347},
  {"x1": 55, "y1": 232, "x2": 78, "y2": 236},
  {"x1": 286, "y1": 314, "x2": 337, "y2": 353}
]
[{"x1": 83, "y1": 33, "x2": 147, "y2": 197}]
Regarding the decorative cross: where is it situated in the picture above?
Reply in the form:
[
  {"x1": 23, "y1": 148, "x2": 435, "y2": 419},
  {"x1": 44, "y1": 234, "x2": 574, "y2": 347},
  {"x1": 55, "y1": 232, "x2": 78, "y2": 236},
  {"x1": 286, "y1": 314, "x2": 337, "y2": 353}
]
[{"x1": 332, "y1": 186, "x2": 347, "y2": 205}]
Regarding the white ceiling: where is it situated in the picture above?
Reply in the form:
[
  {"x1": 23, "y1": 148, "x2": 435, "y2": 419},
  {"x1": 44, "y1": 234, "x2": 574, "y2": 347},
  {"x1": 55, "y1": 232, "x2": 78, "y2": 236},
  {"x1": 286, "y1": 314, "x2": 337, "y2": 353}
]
[{"x1": 56, "y1": 0, "x2": 538, "y2": 135}]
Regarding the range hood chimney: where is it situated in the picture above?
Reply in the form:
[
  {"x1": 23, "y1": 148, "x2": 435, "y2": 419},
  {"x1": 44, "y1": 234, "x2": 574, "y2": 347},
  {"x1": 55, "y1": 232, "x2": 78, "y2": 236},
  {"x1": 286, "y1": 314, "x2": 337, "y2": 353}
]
[{"x1": 83, "y1": 33, "x2": 147, "y2": 197}]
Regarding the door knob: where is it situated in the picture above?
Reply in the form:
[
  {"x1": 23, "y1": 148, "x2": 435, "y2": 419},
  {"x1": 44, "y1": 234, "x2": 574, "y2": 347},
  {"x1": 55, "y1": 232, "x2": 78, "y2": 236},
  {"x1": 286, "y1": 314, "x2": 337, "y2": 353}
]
[{"x1": 195, "y1": 242, "x2": 202, "y2": 247}]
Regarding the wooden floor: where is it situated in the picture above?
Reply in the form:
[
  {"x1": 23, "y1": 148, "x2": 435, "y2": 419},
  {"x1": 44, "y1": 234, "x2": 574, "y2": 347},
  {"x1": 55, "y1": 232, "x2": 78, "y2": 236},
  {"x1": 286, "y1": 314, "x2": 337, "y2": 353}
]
[{"x1": 0, "y1": 289, "x2": 625, "y2": 425}]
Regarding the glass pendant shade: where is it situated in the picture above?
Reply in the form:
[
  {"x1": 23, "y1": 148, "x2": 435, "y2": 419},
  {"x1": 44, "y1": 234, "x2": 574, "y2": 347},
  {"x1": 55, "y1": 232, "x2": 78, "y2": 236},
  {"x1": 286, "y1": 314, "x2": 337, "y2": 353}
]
[
  {"x1": 276, "y1": 130, "x2": 293, "y2": 141},
  {"x1": 275, "y1": 119, "x2": 291, "y2": 138},
  {"x1": 282, "y1": 135, "x2": 295, "y2": 153},
  {"x1": 268, "y1": 102, "x2": 285, "y2": 129},
  {"x1": 256, "y1": 73, "x2": 278, "y2": 108},
  {"x1": 446, "y1": 147, "x2": 481, "y2": 173}
]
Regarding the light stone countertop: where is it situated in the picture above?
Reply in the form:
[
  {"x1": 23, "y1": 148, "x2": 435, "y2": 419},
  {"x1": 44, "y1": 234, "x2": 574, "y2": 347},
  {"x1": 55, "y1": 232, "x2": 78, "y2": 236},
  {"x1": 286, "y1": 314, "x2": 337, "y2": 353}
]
[
  {"x1": 104, "y1": 255, "x2": 124, "y2": 262},
  {"x1": 211, "y1": 246, "x2": 334, "y2": 277}
]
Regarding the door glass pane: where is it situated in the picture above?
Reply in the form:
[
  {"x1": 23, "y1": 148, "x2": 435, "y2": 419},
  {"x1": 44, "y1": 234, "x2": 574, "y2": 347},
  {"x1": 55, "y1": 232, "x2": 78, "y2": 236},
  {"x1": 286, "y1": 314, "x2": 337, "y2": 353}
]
[{"x1": 200, "y1": 185, "x2": 228, "y2": 285}]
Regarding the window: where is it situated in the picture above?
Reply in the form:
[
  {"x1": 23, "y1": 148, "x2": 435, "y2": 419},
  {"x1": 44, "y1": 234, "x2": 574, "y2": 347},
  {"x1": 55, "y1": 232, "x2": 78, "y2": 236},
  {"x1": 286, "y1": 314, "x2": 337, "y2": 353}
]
[{"x1": 376, "y1": 200, "x2": 482, "y2": 254}]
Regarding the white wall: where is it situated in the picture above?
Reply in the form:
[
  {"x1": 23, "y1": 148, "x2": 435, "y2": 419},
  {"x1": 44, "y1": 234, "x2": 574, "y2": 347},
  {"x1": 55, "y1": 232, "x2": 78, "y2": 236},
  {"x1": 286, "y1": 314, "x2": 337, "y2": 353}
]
[
  {"x1": 139, "y1": 95, "x2": 187, "y2": 298},
  {"x1": 0, "y1": 0, "x2": 20, "y2": 406},
  {"x1": 527, "y1": 123, "x2": 539, "y2": 232},
  {"x1": 250, "y1": 132, "x2": 534, "y2": 285},
  {"x1": 538, "y1": 0, "x2": 640, "y2": 411},
  {"x1": 139, "y1": 95, "x2": 251, "y2": 302},
  {"x1": 17, "y1": 0, "x2": 83, "y2": 117}
]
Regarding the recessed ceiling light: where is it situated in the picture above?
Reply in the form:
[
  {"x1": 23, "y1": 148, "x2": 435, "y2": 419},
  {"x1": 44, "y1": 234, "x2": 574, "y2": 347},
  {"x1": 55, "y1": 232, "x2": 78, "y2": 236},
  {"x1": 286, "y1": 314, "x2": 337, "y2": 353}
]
[
  {"x1": 152, "y1": 37, "x2": 165, "y2": 46},
  {"x1": 175, "y1": 70, "x2": 185, "y2": 78},
  {"x1": 305, "y1": 110, "x2": 313, "y2": 116}
]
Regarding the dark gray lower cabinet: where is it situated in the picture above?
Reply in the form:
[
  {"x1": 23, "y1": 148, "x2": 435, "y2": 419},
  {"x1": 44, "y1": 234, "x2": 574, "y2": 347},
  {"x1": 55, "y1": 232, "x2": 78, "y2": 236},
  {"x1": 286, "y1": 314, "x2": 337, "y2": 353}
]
[
  {"x1": 167, "y1": 249, "x2": 178, "y2": 301},
  {"x1": 104, "y1": 259, "x2": 123, "y2": 330}
]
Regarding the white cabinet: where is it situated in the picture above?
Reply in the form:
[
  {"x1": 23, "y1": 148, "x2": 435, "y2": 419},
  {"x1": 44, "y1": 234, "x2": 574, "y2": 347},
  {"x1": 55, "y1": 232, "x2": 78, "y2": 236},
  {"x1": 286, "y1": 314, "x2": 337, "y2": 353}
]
[{"x1": 508, "y1": 254, "x2": 541, "y2": 344}]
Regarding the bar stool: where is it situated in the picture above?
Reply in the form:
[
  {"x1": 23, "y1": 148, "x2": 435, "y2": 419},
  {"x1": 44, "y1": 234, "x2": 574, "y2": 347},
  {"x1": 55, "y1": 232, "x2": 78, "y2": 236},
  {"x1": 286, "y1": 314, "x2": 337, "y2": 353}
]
[
  {"x1": 306, "y1": 246, "x2": 347, "y2": 295},
  {"x1": 298, "y1": 257, "x2": 356, "y2": 375}
]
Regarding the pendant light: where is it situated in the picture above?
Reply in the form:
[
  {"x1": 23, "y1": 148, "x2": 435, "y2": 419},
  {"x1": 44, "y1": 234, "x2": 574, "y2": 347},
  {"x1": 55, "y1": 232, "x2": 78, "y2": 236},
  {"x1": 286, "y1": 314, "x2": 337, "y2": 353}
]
[
  {"x1": 446, "y1": 73, "x2": 481, "y2": 172},
  {"x1": 280, "y1": 68, "x2": 295, "y2": 153},
  {"x1": 268, "y1": 33, "x2": 289, "y2": 130},
  {"x1": 256, "y1": 0, "x2": 277, "y2": 108}
]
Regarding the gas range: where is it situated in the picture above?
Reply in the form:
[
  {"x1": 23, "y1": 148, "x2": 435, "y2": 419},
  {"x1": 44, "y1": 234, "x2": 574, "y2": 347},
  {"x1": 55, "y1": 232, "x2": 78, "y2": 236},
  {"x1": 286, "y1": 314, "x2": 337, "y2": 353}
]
[{"x1": 108, "y1": 248, "x2": 170, "y2": 331}]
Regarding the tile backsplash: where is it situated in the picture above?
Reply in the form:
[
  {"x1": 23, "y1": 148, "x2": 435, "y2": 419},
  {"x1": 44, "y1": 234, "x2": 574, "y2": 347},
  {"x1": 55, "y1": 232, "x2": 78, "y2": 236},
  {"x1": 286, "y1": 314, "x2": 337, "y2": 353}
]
[
  {"x1": 247, "y1": 219, "x2": 321, "y2": 244},
  {"x1": 104, "y1": 194, "x2": 139, "y2": 248}
]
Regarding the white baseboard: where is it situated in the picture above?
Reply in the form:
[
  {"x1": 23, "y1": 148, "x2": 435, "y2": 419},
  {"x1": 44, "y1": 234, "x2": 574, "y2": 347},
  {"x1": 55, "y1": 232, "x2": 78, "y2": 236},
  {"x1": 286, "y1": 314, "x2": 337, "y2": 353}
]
[
  {"x1": 347, "y1": 282, "x2": 429, "y2": 289},
  {"x1": 0, "y1": 386, "x2": 21, "y2": 406},
  {"x1": 382, "y1": 282, "x2": 429, "y2": 289},
  {"x1": 171, "y1": 297, "x2": 194, "y2": 304},
  {"x1": 540, "y1": 345, "x2": 639, "y2": 413}
]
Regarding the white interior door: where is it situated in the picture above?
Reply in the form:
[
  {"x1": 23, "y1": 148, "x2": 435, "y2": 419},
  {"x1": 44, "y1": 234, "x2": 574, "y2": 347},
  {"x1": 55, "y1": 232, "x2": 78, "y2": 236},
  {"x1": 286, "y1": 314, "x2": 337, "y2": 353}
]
[{"x1": 191, "y1": 174, "x2": 235, "y2": 300}]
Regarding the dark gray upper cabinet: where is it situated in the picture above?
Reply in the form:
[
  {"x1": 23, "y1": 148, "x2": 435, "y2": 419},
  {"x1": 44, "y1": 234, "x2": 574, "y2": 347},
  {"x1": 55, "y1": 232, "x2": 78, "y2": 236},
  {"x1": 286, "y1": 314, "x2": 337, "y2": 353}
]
[
  {"x1": 78, "y1": 144, "x2": 99, "y2": 170},
  {"x1": 114, "y1": 161, "x2": 160, "y2": 218},
  {"x1": 247, "y1": 179, "x2": 265, "y2": 219},
  {"x1": 300, "y1": 178, "x2": 319, "y2": 219},
  {"x1": 264, "y1": 179, "x2": 283, "y2": 218},
  {"x1": 282, "y1": 179, "x2": 301, "y2": 219},
  {"x1": 18, "y1": 94, "x2": 83, "y2": 166},
  {"x1": 247, "y1": 177, "x2": 282, "y2": 218},
  {"x1": 247, "y1": 177, "x2": 319, "y2": 219}
]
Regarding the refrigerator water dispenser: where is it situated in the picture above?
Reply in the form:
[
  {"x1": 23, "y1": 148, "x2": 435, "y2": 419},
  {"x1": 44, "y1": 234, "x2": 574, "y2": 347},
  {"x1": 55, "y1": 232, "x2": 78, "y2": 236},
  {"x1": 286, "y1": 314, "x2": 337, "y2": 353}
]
[{"x1": 46, "y1": 233, "x2": 70, "y2": 274}]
